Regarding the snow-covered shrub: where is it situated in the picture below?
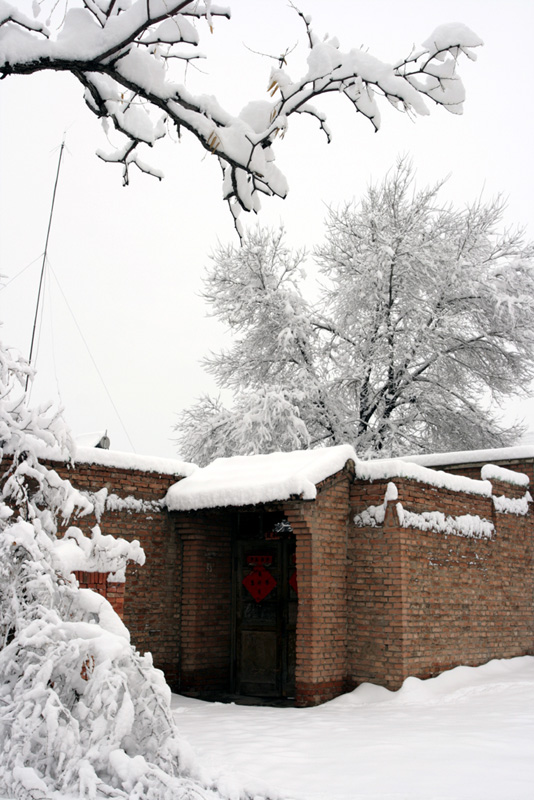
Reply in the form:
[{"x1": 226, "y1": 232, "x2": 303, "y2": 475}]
[{"x1": 0, "y1": 339, "x2": 234, "y2": 799}]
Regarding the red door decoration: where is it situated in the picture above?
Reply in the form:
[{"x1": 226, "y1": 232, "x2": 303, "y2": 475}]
[{"x1": 243, "y1": 555, "x2": 277, "y2": 603}]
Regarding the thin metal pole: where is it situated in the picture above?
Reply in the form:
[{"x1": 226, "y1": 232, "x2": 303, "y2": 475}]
[{"x1": 26, "y1": 140, "x2": 66, "y2": 391}]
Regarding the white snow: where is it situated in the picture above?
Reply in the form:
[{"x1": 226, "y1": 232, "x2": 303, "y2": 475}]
[
  {"x1": 355, "y1": 457, "x2": 492, "y2": 496},
  {"x1": 481, "y1": 463, "x2": 530, "y2": 486},
  {"x1": 165, "y1": 445, "x2": 357, "y2": 511},
  {"x1": 75, "y1": 431, "x2": 109, "y2": 448},
  {"x1": 401, "y1": 444, "x2": 534, "y2": 469},
  {"x1": 396, "y1": 505, "x2": 494, "y2": 539},
  {"x1": 38, "y1": 442, "x2": 197, "y2": 477},
  {"x1": 353, "y1": 482, "x2": 495, "y2": 539},
  {"x1": 53, "y1": 524, "x2": 145, "y2": 582},
  {"x1": 171, "y1": 656, "x2": 534, "y2": 800},
  {"x1": 352, "y1": 481, "x2": 398, "y2": 527},
  {"x1": 492, "y1": 492, "x2": 532, "y2": 516}
]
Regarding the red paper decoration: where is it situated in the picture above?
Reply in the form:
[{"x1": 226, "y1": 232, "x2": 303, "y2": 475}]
[{"x1": 243, "y1": 564, "x2": 277, "y2": 603}]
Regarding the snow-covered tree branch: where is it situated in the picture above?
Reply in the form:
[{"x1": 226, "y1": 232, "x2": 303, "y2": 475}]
[
  {"x1": 0, "y1": 1, "x2": 482, "y2": 228},
  {"x1": 176, "y1": 162, "x2": 534, "y2": 463},
  {"x1": 0, "y1": 339, "x2": 247, "y2": 799}
]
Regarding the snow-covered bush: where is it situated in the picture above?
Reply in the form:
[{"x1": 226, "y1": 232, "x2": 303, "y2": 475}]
[{"x1": 0, "y1": 340, "x2": 234, "y2": 799}]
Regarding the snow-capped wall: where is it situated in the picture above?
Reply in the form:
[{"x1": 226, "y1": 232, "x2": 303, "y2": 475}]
[{"x1": 41, "y1": 443, "x2": 197, "y2": 477}]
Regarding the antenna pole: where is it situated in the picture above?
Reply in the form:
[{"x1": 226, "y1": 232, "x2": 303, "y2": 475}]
[{"x1": 26, "y1": 139, "x2": 66, "y2": 391}]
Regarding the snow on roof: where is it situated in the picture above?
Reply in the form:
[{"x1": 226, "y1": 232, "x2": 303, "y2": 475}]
[
  {"x1": 400, "y1": 445, "x2": 534, "y2": 469},
  {"x1": 165, "y1": 445, "x2": 357, "y2": 511},
  {"x1": 355, "y1": 458, "x2": 492, "y2": 497},
  {"x1": 40, "y1": 443, "x2": 197, "y2": 478},
  {"x1": 75, "y1": 431, "x2": 110, "y2": 449}
]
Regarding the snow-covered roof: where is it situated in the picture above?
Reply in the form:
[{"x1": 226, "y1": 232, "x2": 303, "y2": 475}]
[
  {"x1": 165, "y1": 445, "x2": 357, "y2": 511},
  {"x1": 400, "y1": 445, "x2": 534, "y2": 469},
  {"x1": 41, "y1": 444, "x2": 197, "y2": 478},
  {"x1": 75, "y1": 431, "x2": 110, "y2": 449}
]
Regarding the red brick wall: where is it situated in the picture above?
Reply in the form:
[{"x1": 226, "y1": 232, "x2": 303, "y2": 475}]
[
  {"x1": 73, "y1": 570, "x2": 125, "y2": 617},
  {"x1": 349, "y1": 471, "x2": 534, "y2": 690},
  {"x1": 286, "y1": 469, "x2": 352, "y2": 707},
  {"x1": 49, "y1": 459, "x2": 183, "y2": 684},
  {"x1": 175, "y1": 511, "x2": 234, "y2": 693},
  {"x1": 347, "y1": 480, "x2": 407, "y2": 689}
]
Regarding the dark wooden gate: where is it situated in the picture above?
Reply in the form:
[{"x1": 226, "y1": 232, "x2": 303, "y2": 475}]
[{"x1": 232, "y1": 512, "x2": 297, "y2": 699}]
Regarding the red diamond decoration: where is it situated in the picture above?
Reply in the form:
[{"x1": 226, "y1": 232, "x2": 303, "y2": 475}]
[
  {"x1": 243, "y1": 565, "x2": 277, "y2": 603},
  {"x1": 289, "y1": 569, "x2": 298, "y2": 596}
]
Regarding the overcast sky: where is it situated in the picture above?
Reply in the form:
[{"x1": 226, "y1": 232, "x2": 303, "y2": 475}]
[{"x1": 1, "y1": 0, "x2": 533, "y2": 460}]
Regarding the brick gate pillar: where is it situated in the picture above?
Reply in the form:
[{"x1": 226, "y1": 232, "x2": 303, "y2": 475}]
[{"x1": 286, "y1": 485, "x2": 349, "y2": 706}]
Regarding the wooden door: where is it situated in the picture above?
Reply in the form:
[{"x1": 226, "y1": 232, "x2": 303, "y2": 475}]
[{"x1": 232, "y1": 513, "x2": 297, "y2": 699}]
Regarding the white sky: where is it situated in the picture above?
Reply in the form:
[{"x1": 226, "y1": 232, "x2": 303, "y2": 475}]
[{"x1": 0, "y1": 0, "x2": 533, "y2": 459}]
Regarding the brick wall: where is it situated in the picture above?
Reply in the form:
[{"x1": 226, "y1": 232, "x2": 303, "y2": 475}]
[
  {"x1": 349, "y1": 470, "x2": 534, "y2": 690},
  {"x1": 347, "y1": 479, "x2": 407, "y2": 688},
  {"x1": 73, "y1": 570, "x2": 125, "y2": 617},
  {"x1": 286, "y1": 468, "x2": 352, "y2": 706},
  {"x1": 48, "y1": 459, "x2": 184, "y2": 684},
  {"x1": 174, "y1": 511, "x2": 233, "y2": 693}
]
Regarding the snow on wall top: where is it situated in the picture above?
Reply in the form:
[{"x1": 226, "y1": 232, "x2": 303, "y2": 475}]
[
  {"x1": 38, "y1": 443, "x2": 197, "y2": 478},
  {"x1": 400, "y1": 445, "x2": 534, "y2": 469},
  {"x1": 481, "y1": 463, "x2": 530, "y2": 487},
  {"x1": 355, "y1": 458, "x2": 492, "y2": 497},
  {"x1": 165, "y1": 445, "x2": 357, "y2": 511}
]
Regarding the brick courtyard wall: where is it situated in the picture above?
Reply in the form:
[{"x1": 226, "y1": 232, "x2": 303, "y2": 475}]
[
  {"x1": 46, "y1": 458, "x2": 184, "y2": 685},
  {"x1": 174, "y1": 511, "x2": 234, "y2": 694},
  {"x1": 347, "y1": 478, "x2": 408, "y2": 689},
  {"x1": 285, "y1": 467, "x2": 353, "y2": 707},
  {"x1": 73, "y1": 570, "x2": 126, "y2": 617},
  {"x1": 437, "y1": 458, "x2": 534, "y2": 486},
  {"x1": 349, "y1": 470, "x2": 534, "y2": 690}
]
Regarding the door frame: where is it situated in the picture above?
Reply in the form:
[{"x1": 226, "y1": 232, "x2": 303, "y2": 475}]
[{"x1": 230, "y1": 511, "x2": 296, "y2": 699}]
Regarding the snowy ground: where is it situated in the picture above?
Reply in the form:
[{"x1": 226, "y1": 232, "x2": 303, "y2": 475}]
[{"x1": 171, "y1": 657, "x2": 534, "y2": 800}]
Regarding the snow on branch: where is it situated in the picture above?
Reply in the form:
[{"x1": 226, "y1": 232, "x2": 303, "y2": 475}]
[
  {"x1": 0, "y1": 334, "x2": 247, "y2": 799},
  {"x1": 0, "y1": 2, "x2": 482, "y2": 223},
  {"x1": 53, "y1": 524, "x2": 145, "y2": 581}
]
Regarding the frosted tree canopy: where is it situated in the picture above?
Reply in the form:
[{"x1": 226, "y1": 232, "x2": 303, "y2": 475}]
[
  {"x1": 0, "y1": 1, "x2": 482, "y2": 229},
  {"x1": 176, "y1": 163, "x2": 534, "y2": 464}
]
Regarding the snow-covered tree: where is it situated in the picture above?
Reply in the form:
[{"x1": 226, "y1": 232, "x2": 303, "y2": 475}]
[
  {"x1": 176, "y1": 163, "x2": 534, "y2": 462},
  {"x1": 178, "y1": 390, "x2": 310, "y2": 466},
  {"x1": 0, "y1": 340, "x2": 251, "y2": 799},
  {"x1": 175, "y1": 227, "x2": 348, "y2": 463},
  {"x1": 0, "y1": 1, "x2": 482, "y2": 229}
]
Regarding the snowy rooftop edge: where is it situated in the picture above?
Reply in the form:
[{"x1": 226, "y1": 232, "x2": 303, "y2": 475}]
[
  {"x1": 165, "y1": 445, "x2": 357, "y2": 511},
  {"x1": 355, "y1": 458, "x2": 492, "y2": 496},
  {"x1": 38, "y1": 443, "x2": 197, "y2": 477},
  {"x1": 399, "y1": 445, "x2": 534, "y2": 469}
]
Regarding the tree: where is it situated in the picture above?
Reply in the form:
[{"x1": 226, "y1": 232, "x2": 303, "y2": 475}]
[
  {"x1": 0, "y1": 340, "x2": 254, "y2": 799},
  {"x1": 175, "y1": 163, "x2": 534, "y2": 463},
  {"x1": 0, "y1": 1, "x2": 482, "y2": 230}
]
